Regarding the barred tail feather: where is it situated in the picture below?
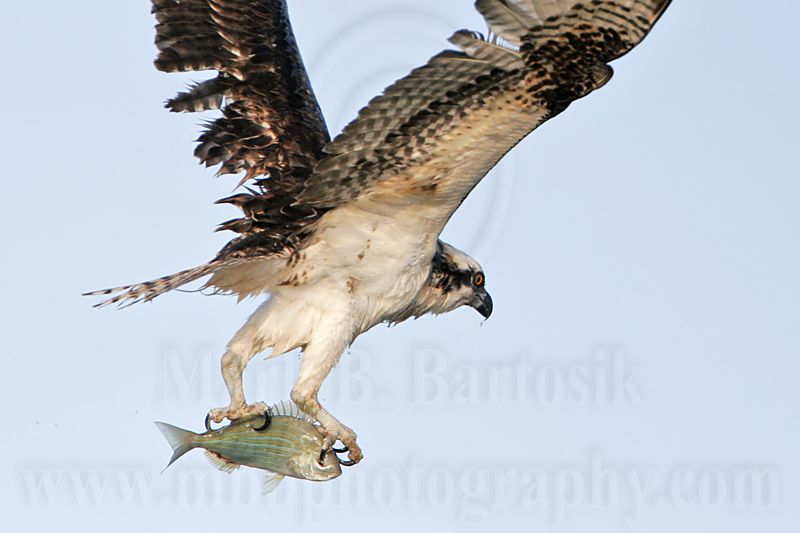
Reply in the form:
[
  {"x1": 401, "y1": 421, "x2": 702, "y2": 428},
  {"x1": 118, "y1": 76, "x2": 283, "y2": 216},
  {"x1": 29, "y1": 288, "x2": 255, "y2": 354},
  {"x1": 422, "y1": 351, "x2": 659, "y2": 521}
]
[{"x1": 83, "y1": 262, "x2": 220, "y2": 308}]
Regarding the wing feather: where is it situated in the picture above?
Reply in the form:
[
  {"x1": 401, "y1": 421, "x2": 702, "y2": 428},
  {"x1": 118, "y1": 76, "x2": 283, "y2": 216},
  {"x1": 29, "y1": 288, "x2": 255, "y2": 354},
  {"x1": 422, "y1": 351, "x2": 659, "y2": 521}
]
[
  {"x1": 298, "y1": 0, "x2": 671, "y2": 210},
  {"x1": 152, "y1": 0, "x2": 330, "y2": 252},
  {"x1": 321, "y1": 49, "x2": 498, "y2": 156},
  {"x1": 88, "y1": 0, "x2": 672, "y2": 308}
]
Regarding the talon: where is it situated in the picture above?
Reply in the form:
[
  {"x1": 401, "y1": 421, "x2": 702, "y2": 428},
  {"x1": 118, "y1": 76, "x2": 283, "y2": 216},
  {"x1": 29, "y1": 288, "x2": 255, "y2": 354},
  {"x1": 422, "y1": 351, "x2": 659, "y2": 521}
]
[
  {"x1": 253, "y1": 409, "x2": 272, "y2": 431},
  {"x1": 204, "y1": 413, "x2": 223, "y2": 432},
  {"x1": 330, "y1": 443, "x2": 360, "y2": 467}
]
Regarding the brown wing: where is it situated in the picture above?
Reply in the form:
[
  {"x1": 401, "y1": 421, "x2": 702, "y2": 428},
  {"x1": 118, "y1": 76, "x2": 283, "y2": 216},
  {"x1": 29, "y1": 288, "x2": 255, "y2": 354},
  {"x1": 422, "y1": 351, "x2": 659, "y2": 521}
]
[
  {"x1": 297, "y1": 0, "x2": 671, "y2": 210},
  {"x1": 86, "y1": 0, "x2": 672, "y2": 309},
  {"x1": 152, "y1": 0, "x2": 330, "y2": 257}
]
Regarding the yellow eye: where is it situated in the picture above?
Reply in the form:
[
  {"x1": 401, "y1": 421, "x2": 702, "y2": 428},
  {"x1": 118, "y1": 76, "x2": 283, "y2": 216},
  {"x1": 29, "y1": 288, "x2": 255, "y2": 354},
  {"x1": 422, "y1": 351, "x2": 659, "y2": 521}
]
[{"x1": 472, "y1": 272, "x2": 485, "y2": 287}]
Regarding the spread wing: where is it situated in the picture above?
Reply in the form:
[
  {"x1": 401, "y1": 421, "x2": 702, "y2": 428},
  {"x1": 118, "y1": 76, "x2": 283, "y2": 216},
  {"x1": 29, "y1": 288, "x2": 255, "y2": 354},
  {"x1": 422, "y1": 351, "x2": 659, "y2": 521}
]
[
  {"x1": 152, "y1": 0, "x2": 329, "y2": 250},
  {"x1": 87, "y1": 0, "x2": 672, "y2": 308},
  {"x1": 298, "y1": 0, "x2": 671, "y2": 217}
]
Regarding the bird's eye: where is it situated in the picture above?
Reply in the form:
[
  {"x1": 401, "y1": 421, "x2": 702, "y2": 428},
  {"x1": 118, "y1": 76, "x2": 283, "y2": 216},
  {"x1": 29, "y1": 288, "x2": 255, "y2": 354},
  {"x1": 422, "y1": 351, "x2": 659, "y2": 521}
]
[{"x1": 472, "y1": 272, "x2": 485, "y2": 287}]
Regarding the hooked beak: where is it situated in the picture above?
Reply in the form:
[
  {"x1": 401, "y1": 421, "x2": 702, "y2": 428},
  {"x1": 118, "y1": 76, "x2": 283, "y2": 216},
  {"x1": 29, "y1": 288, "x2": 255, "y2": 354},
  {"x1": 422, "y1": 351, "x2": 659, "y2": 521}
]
[{"x1": 470, "y1": 289, "x2": 493, "y2": 319}]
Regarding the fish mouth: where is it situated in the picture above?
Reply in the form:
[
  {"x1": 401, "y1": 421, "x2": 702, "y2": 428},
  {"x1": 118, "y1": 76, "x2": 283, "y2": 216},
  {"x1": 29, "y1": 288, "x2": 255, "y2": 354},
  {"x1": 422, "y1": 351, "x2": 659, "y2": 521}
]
[
  {"x1": 309, "y1": 450, "x2": 343, "y2": 480},
  {"x1": 319, "y1": 444, "x2": 358, "y2": 468},
  {"x1": 290, "y1": 450, "x2": 342, "y2": 481}
]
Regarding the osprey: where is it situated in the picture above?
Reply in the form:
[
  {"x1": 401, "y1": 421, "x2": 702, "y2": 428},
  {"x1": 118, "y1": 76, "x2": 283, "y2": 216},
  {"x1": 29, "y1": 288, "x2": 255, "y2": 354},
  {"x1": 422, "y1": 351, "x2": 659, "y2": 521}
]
[{"x1": 89, "y1": 0, "x2": 672, "y2": 465}]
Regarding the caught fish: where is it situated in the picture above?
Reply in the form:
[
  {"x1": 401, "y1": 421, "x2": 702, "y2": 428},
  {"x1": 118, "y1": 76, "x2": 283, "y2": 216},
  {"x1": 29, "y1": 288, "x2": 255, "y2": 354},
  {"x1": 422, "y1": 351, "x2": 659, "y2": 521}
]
[{"x1": 155, "y1": 402, "x2": 342, "y2": 491}]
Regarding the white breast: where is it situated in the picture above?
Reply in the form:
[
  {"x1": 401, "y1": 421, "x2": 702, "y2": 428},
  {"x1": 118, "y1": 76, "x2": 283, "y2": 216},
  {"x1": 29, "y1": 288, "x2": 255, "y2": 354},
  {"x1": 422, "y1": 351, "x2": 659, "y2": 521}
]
[{"x1": 292, "y1": 194, "x2": 444, "y2": 334}]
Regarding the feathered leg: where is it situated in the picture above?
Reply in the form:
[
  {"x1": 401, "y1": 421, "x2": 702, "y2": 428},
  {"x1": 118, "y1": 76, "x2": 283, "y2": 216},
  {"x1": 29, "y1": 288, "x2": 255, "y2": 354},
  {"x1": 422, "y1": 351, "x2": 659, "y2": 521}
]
[{"x1": 290, "y1": 331, "x2": 363, "y2": 465}]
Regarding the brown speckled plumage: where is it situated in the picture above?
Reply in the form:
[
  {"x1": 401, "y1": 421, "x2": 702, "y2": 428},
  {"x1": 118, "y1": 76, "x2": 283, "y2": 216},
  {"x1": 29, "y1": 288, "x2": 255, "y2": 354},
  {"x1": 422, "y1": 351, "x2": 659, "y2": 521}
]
[
  {"x1": 87, "y1": 0, "x2": 673, "y2": 465},
  {"x1": 88, "y1": 0, "x2": 671, "y2": 308},
  {"x1": 299, "y1": 0, "x2": 671, "y2": 207},
  {"x1": 153, "y1": 0, "x2": 331, "y2": 258}
]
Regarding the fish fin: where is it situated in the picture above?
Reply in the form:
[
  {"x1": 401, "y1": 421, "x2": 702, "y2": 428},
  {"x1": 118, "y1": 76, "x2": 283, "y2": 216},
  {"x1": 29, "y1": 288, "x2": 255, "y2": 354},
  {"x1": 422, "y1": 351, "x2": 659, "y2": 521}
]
[
  {"x1": 262, "y1": 474, "x2": 285, "y2": 494},
  {"x1": 154, "y1": 421, "x2": 196, "y2": 472},
  {"x1": 204, "y1": 450, "x2": 241, "y2": 473},
  {"x1": 271, "y1": 400, "x2": 318, "y2": 426}
]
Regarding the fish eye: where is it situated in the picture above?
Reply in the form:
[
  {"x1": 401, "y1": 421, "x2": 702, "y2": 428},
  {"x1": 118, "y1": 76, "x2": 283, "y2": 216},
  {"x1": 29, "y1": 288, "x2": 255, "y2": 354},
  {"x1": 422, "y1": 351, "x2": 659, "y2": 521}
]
[{"x1": 472, "y1": 272, "x2": 485, "y2": 288}]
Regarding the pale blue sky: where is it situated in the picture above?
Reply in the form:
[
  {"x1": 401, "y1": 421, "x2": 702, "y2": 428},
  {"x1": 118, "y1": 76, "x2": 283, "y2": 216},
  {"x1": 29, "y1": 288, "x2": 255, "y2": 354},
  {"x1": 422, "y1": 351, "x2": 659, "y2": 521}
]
[{"x1": 2, "y1": 1, "x2": 798, "y2": 532}]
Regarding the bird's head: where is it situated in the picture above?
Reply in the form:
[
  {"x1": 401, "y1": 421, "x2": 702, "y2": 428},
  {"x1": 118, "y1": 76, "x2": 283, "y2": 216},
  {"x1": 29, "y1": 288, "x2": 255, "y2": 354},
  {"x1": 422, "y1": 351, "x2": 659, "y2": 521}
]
[{"x1": 416, "y1": 241, "x2": 493, "y2": 319}]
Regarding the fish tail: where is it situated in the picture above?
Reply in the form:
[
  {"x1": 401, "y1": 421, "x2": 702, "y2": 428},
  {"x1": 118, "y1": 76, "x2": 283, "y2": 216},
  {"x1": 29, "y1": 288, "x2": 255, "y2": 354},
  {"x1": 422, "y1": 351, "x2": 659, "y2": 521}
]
[{"x1": 154, "y1": 422, "x2": 197, "y2": 470}]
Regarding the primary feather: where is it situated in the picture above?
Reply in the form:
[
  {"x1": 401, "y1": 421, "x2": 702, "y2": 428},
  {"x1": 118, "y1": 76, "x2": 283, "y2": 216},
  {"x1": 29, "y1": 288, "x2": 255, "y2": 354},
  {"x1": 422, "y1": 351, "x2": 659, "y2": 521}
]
[
  {"x1": 90, "y1": 0, "x2": 673, "y2": 466},
  {"x1": 92, "y1": 0, "x2": 671, "y2": 307}
]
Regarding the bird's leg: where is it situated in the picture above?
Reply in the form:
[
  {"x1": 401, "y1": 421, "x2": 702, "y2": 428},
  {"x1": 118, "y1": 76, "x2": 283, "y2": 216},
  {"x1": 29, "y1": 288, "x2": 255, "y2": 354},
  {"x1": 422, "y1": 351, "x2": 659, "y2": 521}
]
[
  {"x1": 292, "y1": 390, "x2": 362, "y2": 465},
  {"x1": 291, "y1": 340, "x2": 363, "y2": 466},
  {"x1": 207, "y1": 347, "x2": 267, "y2": 423},
  {"x1": 208, "y1": 305, "x2": 270, "y2": 423}
]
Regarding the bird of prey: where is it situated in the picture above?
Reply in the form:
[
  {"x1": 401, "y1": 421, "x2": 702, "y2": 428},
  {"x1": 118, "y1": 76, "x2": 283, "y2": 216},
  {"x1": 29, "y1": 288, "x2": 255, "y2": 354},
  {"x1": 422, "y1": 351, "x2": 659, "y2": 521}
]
[{"x1": 89, "y1": 0, "x2": 672, "y2": 465}]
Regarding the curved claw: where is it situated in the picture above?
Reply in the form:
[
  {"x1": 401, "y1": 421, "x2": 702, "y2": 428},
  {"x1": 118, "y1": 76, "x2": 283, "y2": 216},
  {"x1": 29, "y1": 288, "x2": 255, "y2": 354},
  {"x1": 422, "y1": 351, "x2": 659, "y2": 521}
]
[
  {"x1": 204, "y1": 414, "x2": 223, "y2": 432},
  {"x1": 318, "y1": 445, "x2": 353, "y2": 466},
  {"x1": 252, "y1": 409, "x2": 272, "y2": 432},
  {"x1": 326, "y1": 445, "x2": 357, "y2": 467}
]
